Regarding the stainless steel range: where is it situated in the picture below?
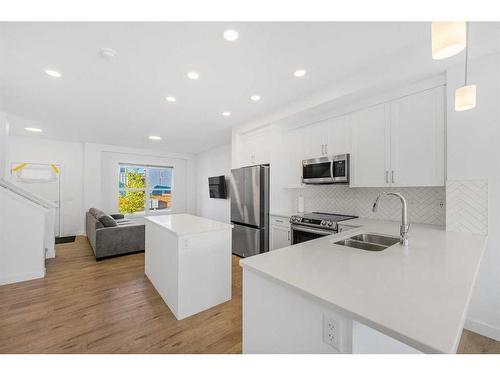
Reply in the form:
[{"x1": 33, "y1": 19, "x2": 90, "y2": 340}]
[{"x1": 289, "y1": 212, "x2": 358, "y2": 245}]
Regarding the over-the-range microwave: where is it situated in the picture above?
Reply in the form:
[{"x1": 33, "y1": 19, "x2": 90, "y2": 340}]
[{"x1": 302, "y1": 153, "x2": 350, "y2": 184}]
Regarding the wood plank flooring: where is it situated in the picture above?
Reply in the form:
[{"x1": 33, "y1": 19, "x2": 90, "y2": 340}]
[{"x1": 0, "y1": 236, "x2": 498, "y2": 354}]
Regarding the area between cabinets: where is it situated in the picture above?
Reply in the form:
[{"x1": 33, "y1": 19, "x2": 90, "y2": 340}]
[{"x1": 234, "y1": 83, "x2": 446, "y2": 190}]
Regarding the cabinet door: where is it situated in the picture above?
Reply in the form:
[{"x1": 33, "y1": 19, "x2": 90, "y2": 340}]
[
  {"x1": 282, "y1": 128, "x2": 305, "y2": 187},
  {"x1": 270, "y1": 225, "x2": 291, "y2": 250},
  {"x1": 350, "y1": 104, "x2": 390, "y2": 187},
  {"x1": 326, "y1": 115, "x2": 350, "y2": 155},
  {"x1": 304, "y1": 121, "x2": 328, "y2": 159},
  {"x1": 390, "y1": 87, "x2": 445, "y2": 187},
  {"x1": 239, "y1": 127, "x2": 271, "y2": 167}
]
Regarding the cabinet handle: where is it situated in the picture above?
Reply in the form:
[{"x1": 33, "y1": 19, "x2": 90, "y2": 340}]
[
  {"x1": 325, "y1": 144, "x2": 328, "y2": 155},
  {"x1": 287, "y1": 231, "x2": 290, "y2": 241},
  {"x1": 385, "y1": 171, "x2": 389, "y2": 184},
  {"x1": 321, "y1": 144, "x2": 324, "y2": 155},
  {"x1": 391, "y1": 171, "x2": 395, "y2": 184}
]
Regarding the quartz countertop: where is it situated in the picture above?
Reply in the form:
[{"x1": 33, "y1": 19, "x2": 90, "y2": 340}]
[
  {"x1": 240, "y1": 218, "x2": 487, "y2": 353},
  {"x1": 270, "y1": 211, "x2": 302, "y2": 218},
  {"x1": 145, "y1": 214, "x2": 233, "y2": 236}
]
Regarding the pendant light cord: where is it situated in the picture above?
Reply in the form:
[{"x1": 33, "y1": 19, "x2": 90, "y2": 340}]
[{"x1": 465, "y1": 21, "x2": 470, "y2": 85}]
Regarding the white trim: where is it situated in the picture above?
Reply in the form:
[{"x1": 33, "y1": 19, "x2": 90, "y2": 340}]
[
  {"x1": 465, "y1": 318, "x2": 500, "y2": 341},
  {"x1": 0, "y1": 268, "x2": 46, "y2": 286}
]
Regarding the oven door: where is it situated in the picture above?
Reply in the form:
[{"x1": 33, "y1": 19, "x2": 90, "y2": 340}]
[
  {"x1": 291, "y1": 224, "x2": 334, "y2": 245},
  {"x1": 302, "y1": 157, "x2": 334, "y2": 184}
]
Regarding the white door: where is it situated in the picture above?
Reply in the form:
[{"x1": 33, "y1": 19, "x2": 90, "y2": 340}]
[
  {"x1": 270, "y1": 225, "x2": 291, "y2": 250},
  {"x1": 10, "y1": 163, "x2": 61, "y2": 237},
  {"x1": 390, "y1": 86, "x2": 445, "y2": 187},
  {"x1": 350, "y1": 104, "x2": 390, "y2": 187}
]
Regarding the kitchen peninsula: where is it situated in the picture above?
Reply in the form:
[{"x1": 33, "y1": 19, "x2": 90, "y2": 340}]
[
  {"x1": 240, "y1": 218, "x2": 487, "y2": 354},
  {"x1": 145, "y1": 214, "x2": 233, "y2": 320}
]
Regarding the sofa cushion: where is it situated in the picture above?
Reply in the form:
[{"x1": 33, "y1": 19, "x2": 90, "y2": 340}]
[
  {"x1": 98, "y1": 214, "x2": 118, "y2": 227},
  {"x1": 89, "y1": 207, "x2": 105, "y2": 218}
]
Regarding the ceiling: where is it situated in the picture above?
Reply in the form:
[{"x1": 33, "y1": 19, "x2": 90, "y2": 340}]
[{"x1": 1, "y1": 22, "x2": 499, "y2": 154}]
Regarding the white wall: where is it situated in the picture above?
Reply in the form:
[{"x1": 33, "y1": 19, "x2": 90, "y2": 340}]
[
  {"x1": 195, "y1": 144, "x2": 231, "y2": 223},
  {"x1": 446, "y1": 52, "x2": 500, "y2": 340},
  {"x1": 6, "y1": 136, "x2": 84, "y2": 237},
  {"x1": 5, "y1": 137, "x2": 197, "y2": 236},
  {"x1": 0, "y1": 112, "x2": 8, "y2": 178},
  {"x1": 0, "y1": 186, "x2": 46, "y2": 285}
]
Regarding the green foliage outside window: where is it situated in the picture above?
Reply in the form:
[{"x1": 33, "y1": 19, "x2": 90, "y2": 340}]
[{"x1": 119, "y1": 171, "x2": 146, "y2": 214}]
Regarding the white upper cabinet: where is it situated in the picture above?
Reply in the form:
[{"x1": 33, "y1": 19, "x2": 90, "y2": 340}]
[
  {"x1": 303, "y1": 115, "x2": 350, "y2": 159},
  {"x1": 239, "y1": 126, "x2": 271, "y2": 167},
  {"x1": 350, "y1": 86, "x2": 445, "y2": 188},
  {"x1": 282, "y1": 127, "x2": 305, "y2": 187},
  {"x1": 350, "y1": 103, "x2": 390, "y2": 187},
  {"x1": 389, "y1": 86, "x2": 445, "y2": 187}
]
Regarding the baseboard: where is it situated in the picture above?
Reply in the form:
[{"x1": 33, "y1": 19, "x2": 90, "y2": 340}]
[
  {"x1": 0, "y1": 268, "x2": 46, "y2": 286},
  {"x1": 465, "y1": 318, "x2": 500, "y2": 341}
]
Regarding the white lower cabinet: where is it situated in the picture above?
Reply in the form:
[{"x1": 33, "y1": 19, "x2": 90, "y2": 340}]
[{"x1": 270, "y1": 216, "x2": 291, "y2": 250}]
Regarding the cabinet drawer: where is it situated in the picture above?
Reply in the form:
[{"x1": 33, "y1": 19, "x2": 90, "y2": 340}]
[{"x1": 270, "y1": 216, "x2": 290, "y2": 227}]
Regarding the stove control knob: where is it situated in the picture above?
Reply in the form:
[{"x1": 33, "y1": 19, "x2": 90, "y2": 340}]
[
  {"x1": 327, "y1": 221, "x2": 333, "y2": 227},
  {"x1": 321, "y1": 220, "x2": 326, "y2": 226}
]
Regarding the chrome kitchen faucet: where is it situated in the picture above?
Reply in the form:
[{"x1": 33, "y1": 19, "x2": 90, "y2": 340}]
[{"x1": 372, "y1": 192, "x2": 410, "y2": 246}]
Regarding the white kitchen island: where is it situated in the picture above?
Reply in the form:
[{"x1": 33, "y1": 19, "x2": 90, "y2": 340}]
[{"x1": 144, "y1": 214, "x2": 233, "y2": 320}]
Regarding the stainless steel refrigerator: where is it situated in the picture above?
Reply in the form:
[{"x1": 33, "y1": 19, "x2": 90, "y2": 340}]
[{"x1": 230, "y1": 165, "x2": 269, "y2": 258}]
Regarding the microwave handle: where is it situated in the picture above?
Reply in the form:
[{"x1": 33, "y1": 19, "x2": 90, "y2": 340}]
[{"x1": 330, "y1": 160, "x2": 334, "y2": 181}]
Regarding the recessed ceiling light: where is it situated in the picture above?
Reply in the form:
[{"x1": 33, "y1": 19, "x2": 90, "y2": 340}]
[
  {"x1": 45, "y1": 69, "x2": 62, "y2": 78},
  {"x1": 100, "y1": 47, "x2": 118, "y2": 59},
  {"x1": 250, "y1": 95, "x2": 261, "y2": 102},
  {"x1": 294, "y1": 69, "x2": 307, "y2": 78},
  {"x1": 149, "y1": 135, "x2": 162, "y2": 141},
  {"x1": 187, "y1": 71, "x2": 199, "y2": 80},
  {"x1": 223, "y1": 29, "x2": 239, "y2": 41},
  {"x1": 165, "y1": 96, "x2": 177, "y2": 103},
  {"x1": 222, "y1": 111, "x2": 231, "y2": 117},
  {"x1": 25, "y1": 127, "x2": 43, "y2": 133}
]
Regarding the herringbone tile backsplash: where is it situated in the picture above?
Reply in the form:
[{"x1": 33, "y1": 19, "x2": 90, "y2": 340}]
[
  {"x1": 446, "y1": 180, "x2": 488, "y2": 235},
  {"x1": 295, "y1": 185, "x2": 446, "y2": 225}
]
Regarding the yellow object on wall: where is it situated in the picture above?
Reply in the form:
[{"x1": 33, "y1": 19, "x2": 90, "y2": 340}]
[{"x1": 11, "y1": 163, "x2": 28, "y2": 172}]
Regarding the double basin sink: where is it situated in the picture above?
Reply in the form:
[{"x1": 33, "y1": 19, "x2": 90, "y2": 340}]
[{"x1": 334, "y1": 233, "x2": 400, "y2": 251}]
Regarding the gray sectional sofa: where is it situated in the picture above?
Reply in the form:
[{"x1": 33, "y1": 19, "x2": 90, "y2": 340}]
[{"x1": 85, "y1": 208, "x2": 145, "y2": 260}]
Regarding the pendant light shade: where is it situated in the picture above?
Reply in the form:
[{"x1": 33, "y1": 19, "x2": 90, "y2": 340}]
[
  {"x1": 455, "y1": 85, "x2": 477, "y2": 111},
  {"x1": 432, "y1": 22, "x2": 467, "y2": 60}
]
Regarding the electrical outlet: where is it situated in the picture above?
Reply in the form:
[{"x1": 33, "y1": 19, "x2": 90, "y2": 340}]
[{"x1": 323, "y1": 313, "x2": 340, "y2": 350}]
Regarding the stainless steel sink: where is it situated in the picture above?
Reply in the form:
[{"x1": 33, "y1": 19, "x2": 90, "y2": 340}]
[
  {"x1": 334, "y1": 233, "x2": 400, "y2": 251},
  {"x1": 348, "y1": 233, "x2": 400, "y2": 247}
]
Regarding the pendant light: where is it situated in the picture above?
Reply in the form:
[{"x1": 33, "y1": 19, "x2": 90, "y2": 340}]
[
  {"x1": 455, "y1": 22, "x2": 477, "y2": 111},
  {"x1": 432, "y1": 22, "x2": 466, "y2": 60}
]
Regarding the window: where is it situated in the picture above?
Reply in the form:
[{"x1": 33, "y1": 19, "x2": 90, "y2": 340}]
[{"x1": 118, "y1": 164, "x2": 173, "y2": 214}]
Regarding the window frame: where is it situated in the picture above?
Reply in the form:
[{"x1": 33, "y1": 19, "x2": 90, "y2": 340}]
[{"x1": 118, "y1": 163, "x2": 174, "y2": 216}]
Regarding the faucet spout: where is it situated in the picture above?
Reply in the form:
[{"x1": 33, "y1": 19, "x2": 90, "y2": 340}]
[{"x1": 372, "y1": 192, "x2": 410, "y2": 246}]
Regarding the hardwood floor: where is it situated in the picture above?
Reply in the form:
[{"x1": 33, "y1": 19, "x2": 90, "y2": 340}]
[{"x1": 0, "y1": 236, "x2": 498, "y2": 354}]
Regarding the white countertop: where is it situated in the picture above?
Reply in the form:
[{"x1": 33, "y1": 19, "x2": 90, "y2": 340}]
[
  {"x1": 240, "y1": 218, "x2": 487, "y2": 353},
  {"x1": 145, "y1": 214, "x2": 233, "y2": 236},
  {"x1": 270, "y1": 211, "x2": 302, "y2": 218}
]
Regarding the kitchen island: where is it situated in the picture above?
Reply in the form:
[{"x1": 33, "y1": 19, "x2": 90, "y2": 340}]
[
  {"x1": 145, "y1": 214, "x2": 233, "y2": 320},
  {"x1": 240, "y1": 218, "x2": 486, "y2": 354}
]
